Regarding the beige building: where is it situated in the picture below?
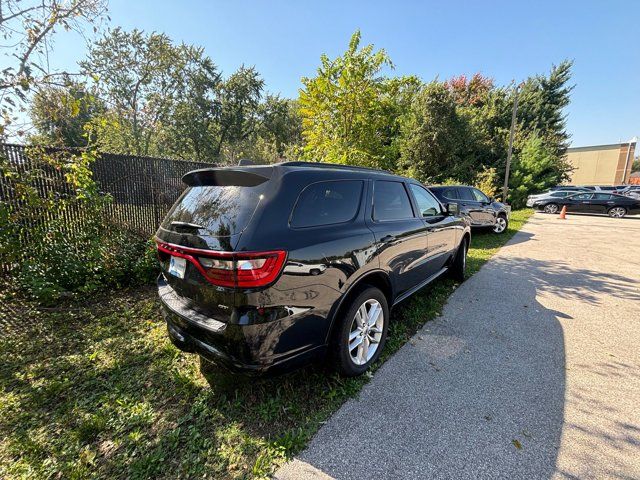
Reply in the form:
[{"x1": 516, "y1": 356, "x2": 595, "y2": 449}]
[{"x1": 565, "y1": 141, "x2": 636, "y2": 186}]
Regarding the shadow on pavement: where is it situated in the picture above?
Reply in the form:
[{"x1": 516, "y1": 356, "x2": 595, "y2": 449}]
[{"x1": 278, "y1": 254, "x2": 638, "y2": 479}]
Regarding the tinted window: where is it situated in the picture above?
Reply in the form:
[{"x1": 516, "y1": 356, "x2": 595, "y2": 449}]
[
  {"x1": 550, "y1": 192, "x2": 567, "y2": 197},
  {"x1": 593, "y1": 193, "x2": 612, "y2": 200},
  {"x1": 409, "y1": 184, "x2": 442, "y2": 217},
  {"x1": 458, "y1": 187, "x2": 476, "y2": 201},
  {"x1": 291, "y1": 180, "x2": 363, "y2": 228},
  {"x1": 163, "y1": 184, "x2": 269, "y2": 236},
  {"x1": 471, "y1": 188, "x2": 489, "y2": 202},
  {"x1": 441, "y1": 187, "x2": 458, "y2": 199},
  {"x1": 572, "y1": 193, "x2": 593, "y2": 200},
  {"x1": 373, "y1": 181, "x2": 414, "y2": 221}
]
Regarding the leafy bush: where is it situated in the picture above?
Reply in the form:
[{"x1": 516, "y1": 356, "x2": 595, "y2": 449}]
[
  {"x1": 0, "y1": 147, "x2": 158, "y2": 305},
  {"x1": 474, "y1": 166, "x2": 500, "y2": 199}
]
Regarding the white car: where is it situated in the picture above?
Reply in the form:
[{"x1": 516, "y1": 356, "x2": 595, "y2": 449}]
[{"x1": 526, "y1": 190, "x2": 583, "y2": 207}]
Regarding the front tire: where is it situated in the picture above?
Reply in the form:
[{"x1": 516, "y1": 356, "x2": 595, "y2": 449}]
[
  {"x1": 544, "y1": 203, "x2": 559, "y2": 214},
  {"x1": 331, "y1": 287, "x2": 389, "y2": 377},
  {"x1": 608, "y1": 206, "x2": 627, "y2": 218},
  {"x1": 492, "y1": 214, "x2": 508, "y2": 234}
]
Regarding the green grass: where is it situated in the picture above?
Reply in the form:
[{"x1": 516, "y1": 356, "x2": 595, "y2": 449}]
[{"x1": 0, "y1": 210, "x2": 532, "y2": 480}]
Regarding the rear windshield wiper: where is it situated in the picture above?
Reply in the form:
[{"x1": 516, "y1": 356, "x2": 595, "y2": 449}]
[{"x1": 170, "y1": 221, "x2": 204, "y2": 230}]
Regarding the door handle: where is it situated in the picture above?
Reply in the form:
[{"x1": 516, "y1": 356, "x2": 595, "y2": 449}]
[{"x1": 380, "y1": 235, "x2": 396, "y2": 244}]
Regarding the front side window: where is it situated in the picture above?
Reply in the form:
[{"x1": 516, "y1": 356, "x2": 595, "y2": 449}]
[
  {"x1": 457, "y1": 187, "x2": 476, "y2": 201},
  {"x1": 409, "y1": 184, "x2": 442, "y2": 217},
  {"x1": 373, "y1": 181, "x2": 414, "y2": 221},
  {"x1": 290, "y1": 180, "x2": 363, "y2": 228},
  {"x1": 441, "y1": 187, "x2": 458, "y2": 199},
  {"x1": 471, "y1": 188, "x2": 490, "y2": 203},
  {"x1": 572, "y1": 193, "x2": 593, "y2": 200}
]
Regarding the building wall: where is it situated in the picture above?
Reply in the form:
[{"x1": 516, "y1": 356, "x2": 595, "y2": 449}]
[{"x1": 565, "y1": 142, "x2": 635, "y2": 185}]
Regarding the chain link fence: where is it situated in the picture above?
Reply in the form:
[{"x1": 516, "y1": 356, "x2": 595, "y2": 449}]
[{"x1": 1, "y1": 143, "x2": 212, "y2": 237}]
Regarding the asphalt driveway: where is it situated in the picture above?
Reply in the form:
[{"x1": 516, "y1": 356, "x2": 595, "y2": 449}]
[{"x1": 277, "y1": 213, "x2": 640, "y2": 479}]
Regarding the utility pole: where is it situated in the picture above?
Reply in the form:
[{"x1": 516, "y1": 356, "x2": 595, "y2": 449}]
[{"x1": 503, "y1": 83, "x2": 521, "y2": 202}]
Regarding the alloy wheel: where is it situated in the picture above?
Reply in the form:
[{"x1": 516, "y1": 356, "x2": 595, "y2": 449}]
[
  {"x1": 493, "y1": 217, "x2": 507, "y2": 233},
  {"x1": 544, "y1": 204, "x2": 559, "y2": 214},
  {"x1": 348, "y1": 299, "x2": 385, "y2": 366},
  {"x1": 609, "y1": 207, "x2": 626, "y2": 218}
]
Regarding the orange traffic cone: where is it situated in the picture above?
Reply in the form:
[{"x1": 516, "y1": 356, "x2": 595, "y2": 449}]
[{"x1": 558, "y1": 205, "x2": 567, "y2": 219}]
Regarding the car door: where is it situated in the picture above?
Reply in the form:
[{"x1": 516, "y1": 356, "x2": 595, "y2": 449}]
[
  {"x1": 408, "y1": 183, "x2": 457, "y2": 277},
  {"x1": 367, "y1": 180, "x2": 431, "y2": 297},
  {"x1": 566, "y1": 192, "x2": 593, "y2": 212},
  {"x1": 457, "y1": 187, "x2": 488, "y2": 225},
  {"x1": 589, "y1": 193, "x2": 613, "y2": 213},
  {"x1": 470, "y1": 187, "x2": 496, "y2": 225}
]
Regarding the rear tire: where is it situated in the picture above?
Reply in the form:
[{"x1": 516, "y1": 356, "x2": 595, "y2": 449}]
[
  {"x1": 608, "y1": 206, "x2": 627, "y2": 218},
  {"x1": 449, "y1": 236, "x2": 468, "y2": 282},
  {"x1": 330, "y1": 287, "x2": 389, "y2": 377}
]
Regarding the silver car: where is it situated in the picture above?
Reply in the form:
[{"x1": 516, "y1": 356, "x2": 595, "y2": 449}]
[{"x1": 526, "y1": 190, "x2": 582, "y2": 207}]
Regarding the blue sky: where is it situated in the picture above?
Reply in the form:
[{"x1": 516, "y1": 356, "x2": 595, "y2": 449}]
[{"x1": 50, "y1": 0, "x2": 638, "y2": 147}]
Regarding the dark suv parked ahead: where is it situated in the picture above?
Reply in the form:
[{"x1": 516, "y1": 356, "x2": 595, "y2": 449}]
[
  {"x1": 428, "y1": 185, "x2": 511, "y2": 233},
  {"x1": 155, "y1": 162, "x2": 470, "y2": 376}
]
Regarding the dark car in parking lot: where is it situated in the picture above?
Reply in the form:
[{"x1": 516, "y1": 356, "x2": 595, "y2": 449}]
[
  {"x1": 155, "y1": 162, "x2": 471, "y2": 376},
  {"x1": 533, "y1": 192, "x2": 640, "y2": 217},
  {"x1": 428, "y1": 185, "x2": 511, "y2": 233}
]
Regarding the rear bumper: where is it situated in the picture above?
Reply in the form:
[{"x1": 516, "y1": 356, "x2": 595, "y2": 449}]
[{"x1": 158, "y1": 275, "x2": 327, "y2": 374}]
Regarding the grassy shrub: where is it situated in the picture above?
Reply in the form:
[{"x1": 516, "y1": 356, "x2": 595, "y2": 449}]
[{"x1": 1, "y1": 147, "x2": 158, "y2": 305}]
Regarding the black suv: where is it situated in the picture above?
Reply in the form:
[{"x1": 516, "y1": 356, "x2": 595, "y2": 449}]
[
  {"x1": 429, "y1": 185, "x2": 511, "y2": 234},
  {"x1": 155, "y1": 162, "x2": 471, "y2": 376}
]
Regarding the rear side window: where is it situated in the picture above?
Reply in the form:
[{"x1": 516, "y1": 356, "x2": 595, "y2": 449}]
[
  {"x1": 572, "y1": 193, "x2": 593, "y2": 200},
  {"x1": 593, "y1": 193, "x2": 612, "y2": 200},
  {"x1": 373, "y1": 181, "x2": 414, "y2": 221},
  {"x1": 290, "y1": 180, "x2": 363, "y2": 228},
  {"x1": 441, "y1": 188, "x2": 458, "y2": 199}
]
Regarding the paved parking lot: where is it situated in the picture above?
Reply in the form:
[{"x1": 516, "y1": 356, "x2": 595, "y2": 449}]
[{"x1": 277, "y1": 212, "x2": 640, "y2": 479}]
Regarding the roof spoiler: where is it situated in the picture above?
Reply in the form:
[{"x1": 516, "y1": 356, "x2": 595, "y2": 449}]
[{"x1": 182, "y1": 168, "x2": 270, "y2": 187}]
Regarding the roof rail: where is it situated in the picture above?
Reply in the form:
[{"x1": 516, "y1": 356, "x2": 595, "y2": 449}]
[{"x1": 278, "y1": 161, "x2": 391, "y2": 174}]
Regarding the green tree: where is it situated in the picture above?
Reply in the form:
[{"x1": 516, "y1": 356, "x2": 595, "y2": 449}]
[
  {"x1": 508, "y1": 133, "x2": 569, "y2": 207},
  {"x1": 397, "y1": 82, "x2": 471, "y2": 183},
  {"x1": 0, "y1": 0, "x2": 107, "y2": 139},
  {"x1": 82, "y1": 28, "x2": 218, "y2": 157},
  {"x1": 215, "y1": 66, "x2": 264, "y2": 162},
  {"x1": 299, "y1": 30, "x2": 400, "y2": 169},
  {"x1": 29, "y1": 80, "x2": 105, "y2": 147},
  {"x1": 254, "y1": 95, "x2": 303, "y2": 162},
  {"x1": 516, "y1": 60, "x2": 574, "y2": 159}
]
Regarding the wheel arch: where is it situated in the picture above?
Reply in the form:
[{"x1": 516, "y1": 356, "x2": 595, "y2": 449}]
[{"x1": 324, "y1": 270, "x2": 393, "y2": 345}]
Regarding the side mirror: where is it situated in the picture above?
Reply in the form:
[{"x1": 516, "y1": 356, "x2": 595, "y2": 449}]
[{"x1": 447, "y1": 202, "x2": 459, "y2": 215}]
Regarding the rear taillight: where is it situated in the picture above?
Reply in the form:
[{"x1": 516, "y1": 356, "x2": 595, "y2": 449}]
[{"x1": 155, "y1": 241, "x2": 286, "y2": 288}]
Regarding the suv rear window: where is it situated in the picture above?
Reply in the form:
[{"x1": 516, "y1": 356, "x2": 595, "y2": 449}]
[
  {"x1": 290, "y1": 180, "x2": 363, "y2": 228},
  {"x1": 373, "y1": 181, "x2": 414, "y2": 221},
  {"x1": 163, "y1": 184, "x2": 268, "y2": 237}
]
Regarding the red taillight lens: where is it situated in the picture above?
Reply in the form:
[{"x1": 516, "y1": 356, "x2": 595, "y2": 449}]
[{"x1": 155, "y1": 241, "x2": 286, "y2": 289}]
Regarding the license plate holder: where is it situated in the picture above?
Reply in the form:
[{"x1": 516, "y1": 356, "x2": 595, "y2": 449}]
[{"x1": 168, "y1": 256, "x2": 187, "y2": 279}]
